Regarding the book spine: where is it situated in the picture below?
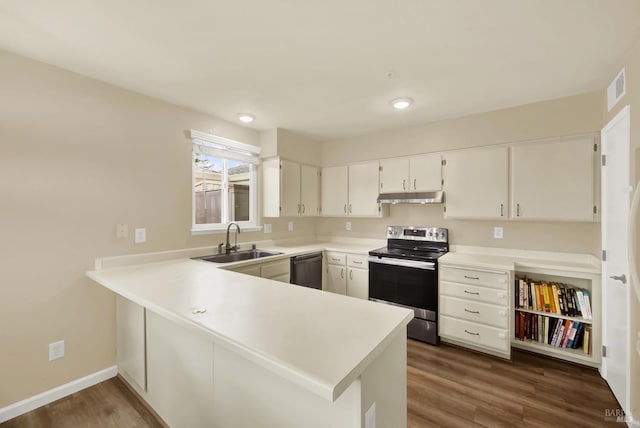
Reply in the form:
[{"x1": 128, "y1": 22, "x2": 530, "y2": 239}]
[
  {"x1": 583, "y1": 292, "x2": 592, "y2": 320},
  {"x1": 519, "y1": 279, "x2": 524, "y2": 308},
  {"x1": 530, "y1": 282, "x2": 536, "y2": 311},
  {"x1": 551, "y1": 284, "x2": 561, "y2": 314},
  {"x1": 542, "y1": 284, "x2": 551, "y2": 312},
  {"x1": 562, "y1": 321, "x2": 574, "y2": 348}
]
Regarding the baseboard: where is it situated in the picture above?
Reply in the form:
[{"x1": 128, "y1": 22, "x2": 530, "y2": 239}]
[{"x1": 0, "y1": 366, "x2": 118, "y2": 423}]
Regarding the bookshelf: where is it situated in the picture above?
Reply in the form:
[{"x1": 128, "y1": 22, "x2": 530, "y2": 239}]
[{"x1": 511, "y1": 268, "x2": 601, "y2": 367}]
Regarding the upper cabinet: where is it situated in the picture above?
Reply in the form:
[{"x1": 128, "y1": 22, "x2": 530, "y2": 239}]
[
  {"x1": 443, "y1": 146, "x2": 509, "y2": 219},
  {"x1": 320, "y1": 161, "x2": 386, "y2": 217},
  {"x1": 262, "y1": 158, "x2": 320, "y2": 217},
  {"x1": 510, "y1": 136, "x2": 597, "y2": 221},
  {"x1": 380, "y1": 154, "x2": 442, "y2": 193}
]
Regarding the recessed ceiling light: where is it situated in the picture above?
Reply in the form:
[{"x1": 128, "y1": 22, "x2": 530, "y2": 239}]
[
  {"x1": 390, "y1": 98, "x2": 413, "y2": 110},
  {"x1": 237, "y1": 113, "x2": 255, "y2": 123}
]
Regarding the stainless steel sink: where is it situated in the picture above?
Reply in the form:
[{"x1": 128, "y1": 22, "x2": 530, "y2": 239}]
[{"x1": 192, "y1": 249, "x2": 283, "y2": 263}]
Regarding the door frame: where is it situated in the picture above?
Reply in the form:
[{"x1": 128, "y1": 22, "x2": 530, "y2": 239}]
[{"x1": 600, "y1": 104, "x2": 631, "y2": 413}]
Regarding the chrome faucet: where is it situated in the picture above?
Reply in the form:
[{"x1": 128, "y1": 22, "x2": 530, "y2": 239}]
[{"x1": 225, "y1": 222, "x2": 241, "y2": 253}]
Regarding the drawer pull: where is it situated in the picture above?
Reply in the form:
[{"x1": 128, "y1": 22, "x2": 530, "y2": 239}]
[
  {"x1": 464, "y1": 290, "x2": 480, "y2": 295},
  {"x1": 353, "y1": 260, "x2": 363, "y2": 264},
  {"x1": 331, "y1": 257, "x2": 341, "y2": 262},
  {"x1": 464, "y1": 309, "x2": 480, "y2": 314},
  {"x1": 464, "y1": 275, "x2": 480, "y2": 280},
  {"x1": 464, "y1": 329, "x2": 479, "y2": 336}
]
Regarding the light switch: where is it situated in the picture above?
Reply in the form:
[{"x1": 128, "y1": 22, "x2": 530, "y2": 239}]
[
  {"x1": 346, "y1": 221, "x2": 352, "y2": 231},
  {"x1": 135, "y1": 228, "x2": 146, "y2": 243},
  {"x1": 116, "y1": 223, "x2": 128, "y2": 239},
  {"x1": 287, "y1": 221, "x2": 294, "y2": 232},
  {"x1": 493, "y1": 227, "x2": 503, "y2": 239}
]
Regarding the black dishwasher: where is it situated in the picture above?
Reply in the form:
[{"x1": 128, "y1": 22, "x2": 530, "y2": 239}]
[{"x1": 290, "y1": 252, "x2": 323, "y2": 290}]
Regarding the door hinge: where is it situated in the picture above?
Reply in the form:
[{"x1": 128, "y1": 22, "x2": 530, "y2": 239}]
[
  {"x1": 442, "y1": 159, "x2": 447, "y2": 166},
  {"x1": 602, "y1": 154, "x2": 606, "y2": 166},
  {"x1": 594, "y1": 143, "x2": 598, "y2": 152},
  {"x1": 380, "y1": 182, "x2": 383, "y2": 189},
  {"x1": 602, "y1": 345, "x2": 607, "y2": 358},
  {"x1": 441, "y1": 178, "x2": 444, "y2": 186},
  {"x1": 378, "y1": 205, "x2": 381, "y2": 213},
  {"x1": 443, "y1": 205, "x2": 447, "y2": 213},
  {"x1": 279, "y1": 163, "x2": 282, "y2": 170},
  {"x1": 602, "y1": 250, "x2": 607, "y2": 261},
  {"x1": 279, "y1": 206, "x2": 282, "y2": 212},
  {"x1": 593, "y1": 205, "x2": 597, "y2": 214},
  {"x1": 379, "y1": 165, "x2": 383, "y2": 172}
]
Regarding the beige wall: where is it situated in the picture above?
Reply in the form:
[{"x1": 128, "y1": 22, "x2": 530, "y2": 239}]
[
  {"x1": 603, "y1": 37, "x2": 640, "y2": 420},
  {"x1": 0, "y1": 50, "x2": 315, "y2": 408},
  {"x1": 259, "y1": 128, "x2": 322, "y2": 165},
  {"x1": 318, "y1": 93, "x2": 604, "y2": 255}
]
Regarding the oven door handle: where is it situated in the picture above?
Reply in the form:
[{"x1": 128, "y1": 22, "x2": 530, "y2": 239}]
[{"x1": 368, "y1": 256, "x2": 435, "y2": 270}]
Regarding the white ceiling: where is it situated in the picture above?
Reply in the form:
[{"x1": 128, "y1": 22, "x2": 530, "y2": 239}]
[{"x1": 1, "y1": 1, "x2": 640, "y2": 141}]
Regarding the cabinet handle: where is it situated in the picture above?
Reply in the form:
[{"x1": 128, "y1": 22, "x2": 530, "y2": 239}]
[
  {"x1": 349, "y1": 204, "x2": 352, "y2": 213},
  {"x1": 517, "y1": 203, "x2": 520, "y2": 217},
  {"x1": 353, "y1": 260, "x2": 363, "y2": 265},
  {"x1": 413, "y1": 178, "x2": 416, "y2": 190},
  {"x1": 464, "y1": 290, "x2": 480, "y2": 295},
  {"x1": 340, "y1": 268, "x2": 344, "y2": 279},
  {"x1": 464, "y1": 275, "x2": 480, "y2": 280},
  {"x1": 464, "y1": 308, "x2": 480, "y2": 314},
  {"x1": 331, "y1": 257, "x2": 340, "y2": 262},
  {"x1": 402, "y1": 179, "x2": 406, "y2": 190},
  {"x1": 349, "y1": 270, "x2": 353, "y2": 280},
  {"x1": 297, "y1": 204, "x2": 300, "y2": 214},
  {"x1": 464, "y1": 329, "x2": 480, "y2": 336},
  {"x1": 302, "y1": 204, "x2": 305, "y2": 214},
  {"x1": 344, "y1": 204, "x2": 347, "y2": 213},
  {"x1": 500, "y1": 203, "x2": 504, "y2": 217}
]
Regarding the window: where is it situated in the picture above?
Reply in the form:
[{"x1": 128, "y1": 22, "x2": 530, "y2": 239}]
[{"x1": 190, "y1": 130, "x2": 261, "y2": 233}]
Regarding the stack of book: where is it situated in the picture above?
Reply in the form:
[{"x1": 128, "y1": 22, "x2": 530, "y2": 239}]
[
  {"x1": 514, "y1": 312, "x2": 591, "y2": 354},
  {"x1": 514, "y1": 276, "x2": 592, "y2": 319}
]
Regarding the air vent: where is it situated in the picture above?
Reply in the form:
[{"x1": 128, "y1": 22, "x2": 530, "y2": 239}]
[{"x1": 607, "y1": 68, "x2": 626, "y2": 112}]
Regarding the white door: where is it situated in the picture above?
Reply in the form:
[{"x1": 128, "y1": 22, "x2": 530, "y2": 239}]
[
  {"x1": 380, "y1": 158, "x2": 409, "y2": 193},
  {"x1": 347, "y1": 268, "x2": 369, "y2": 300},
  {"x1": 601, "y1": 105, "x2": 630, "y2": 412},
  {"x1": 348, "y1": 161, "x2": 380, "y2": 216},
  {"x1": 326, "y1": 265, "x2": 346, "y2": 294},
  {"x1": 410, "y1": 153, "x2": 442, "y2": 191},
  {"x1": 320, "y1": 166, "x2": 348, "y2": 216}
]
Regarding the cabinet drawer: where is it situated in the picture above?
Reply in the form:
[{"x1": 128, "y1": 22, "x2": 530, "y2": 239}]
[
  {"x1": 261, "y1": 259, "x2": 290, "y2": 279},
  {"x1": 440, "y1": 315, "x2": 509, "y2": 352},
  {"x1": 326, "y1": 252, "x2": 346, "y2": 266},
  {"x1": 439, "y1": 266, "x2": 508, "y2": 290},
  {"x1": 440, "y1": 296, "x2": 508, "y2": 328},
  {"x1": 347, "y1": 254, "x2": 368, "y2": 269},
  {"x1": 440, "y1": 281, "x2": 508, "y2": 306}
]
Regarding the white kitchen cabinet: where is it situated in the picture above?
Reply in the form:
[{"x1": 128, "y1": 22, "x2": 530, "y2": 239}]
[
  {"x1": 116, "y1": 296, "x2": 146, "y2": 392},
  {"x1": 233, "y1": 264, "x2": 261, "y2": 277},
  {"x1": 326, "y1": 264, "x2": 347, "y2": 294},
  {"x1": 321, "y1": 163, "x2": 385, "y2": 217},
  {"x1": 262, "y1": 158, "x2": 320, "y2": 217},
  {"x1": 300, "y1": 164, "x2": 320, "y2": 216},
  {"x1": 380, "y1": 158, "x2": 410, "y2": 193},
  {"x1": 443, "y1": 146, "x2": 508, "y2": 219},
  {"x1": 348, "y1": 161, "x2": 382, "y2": 217},
  {"x1": 380, "y1": 154, "x2": 442, "y2": 193},
  {"x1": 409, "y1": 153, "x2": 442, "y2": 191},
  {"x1": 227, "y1": 257, "x2": 290, "y2": 283},
  {"x1": 320, "y1": 166, "x2": 349, "y2": 216},
  {"x1": 325, "y1": 252, "x2": 368, "y2": 299},
  {"x1": 510, "y1": 136, "x2": 597, "y2": 221}
]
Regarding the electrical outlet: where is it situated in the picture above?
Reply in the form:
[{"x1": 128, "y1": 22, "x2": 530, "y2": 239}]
[
  {"x1": 49, "y1": 340, "x2": 65, "y2": 361},
  {"x1": 493, "y1": 227, "x2": 503, "y2": 239},
  {"x1": 116, "y1": 223, "x2": 128, "y2": 239},
  {"x1": 135, "y1": 228, "x2": 146, "y2": 243},
  {"x1": 287, "y1": 221, "x2": 294, "y2": 232},
  {"x1": 346, "y1": 221, "x2": 352, "y2": 231},
  {"x1": 264, "y1": 223, "x2": 272, "y2": 234}
]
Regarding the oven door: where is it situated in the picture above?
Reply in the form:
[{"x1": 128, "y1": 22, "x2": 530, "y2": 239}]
[{"x1": 368, "y1": 256, "x2": 437, "y2": 321}]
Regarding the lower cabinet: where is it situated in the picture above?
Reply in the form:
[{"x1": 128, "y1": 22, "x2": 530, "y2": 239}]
[
  {"x1": 326, "y1": 252, "x2": 368, "y2": 299},
  {"x1": 227, "y1": 257, "x2": 290, "y2": 283},
  {"x1": 438, "y1": 264, "x2": 511, "y2": 359},
  {"x1": 116, "y1": 296, "x2": 146, "y2": 392}
]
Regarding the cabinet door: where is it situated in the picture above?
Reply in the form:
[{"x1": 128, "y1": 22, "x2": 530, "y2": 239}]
[
  {"x1": 410, "y1": 153, "x2": 442, "y2": 191},
  {"x1": 348, "y1": 161, "x2": 381, "y2": 216},
  {"x1": 262, "y1": 158, "x2": 281, "y2": 218},
  {"x1": 511, "y1": 137, "x2": 595, "y2": 221},
  {"x1": 326, "y1": 264, "x2": 347, "y2": 294},
  {"x1": 443, "y1": 147, "x2": 508, "y2": 219},
  {"x1": 280, "y1": 160, "x2": 301, "y2": 217},
  {"x1": 380, "y1": 158, "x2": 409, "y2": 193},
  {"x1": 300, "y1": 164, "x2": 320, "y2": 216},
  {"x1": 320, "y1": 166, "x2": 349, "y2": 216},
  {"x1": 347, "y1": 268, "x2": 369, "y2": 300},
  {"x1": 116, "y1": 296, "x2": 146, "y2": 392}
]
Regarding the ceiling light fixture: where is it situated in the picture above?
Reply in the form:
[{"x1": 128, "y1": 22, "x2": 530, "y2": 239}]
[
  {"x1": 237, "y1": 113, "x2": 255, "y2": 123},
  {"x1": 390, "y1": 98, "x2": 413, "y2": 110}
]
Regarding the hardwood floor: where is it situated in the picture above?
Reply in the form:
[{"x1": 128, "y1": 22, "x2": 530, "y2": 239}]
[
  {"x1": 2, "y1": 341, "x2": 621, "y2": 427},
  {"x1": 408, "y1": 340, "x2": 622, "y2": 428},
  {"x1": 0, "y1": 376, "x2": 164, "y2": 428}
]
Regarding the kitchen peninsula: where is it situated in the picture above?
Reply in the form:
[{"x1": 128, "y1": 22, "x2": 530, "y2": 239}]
[{"x1": 87, "y1": 244, "x2": 412, "y2": 428}]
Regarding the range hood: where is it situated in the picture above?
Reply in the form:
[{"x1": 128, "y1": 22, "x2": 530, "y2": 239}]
[{"x1": 377, "y1": 191, "x2": 444, "y2": 204}]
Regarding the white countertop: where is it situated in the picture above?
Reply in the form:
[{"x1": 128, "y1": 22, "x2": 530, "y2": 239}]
[{"x1": 87, "y1": 239, "x2": 411, "y2": 403}]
